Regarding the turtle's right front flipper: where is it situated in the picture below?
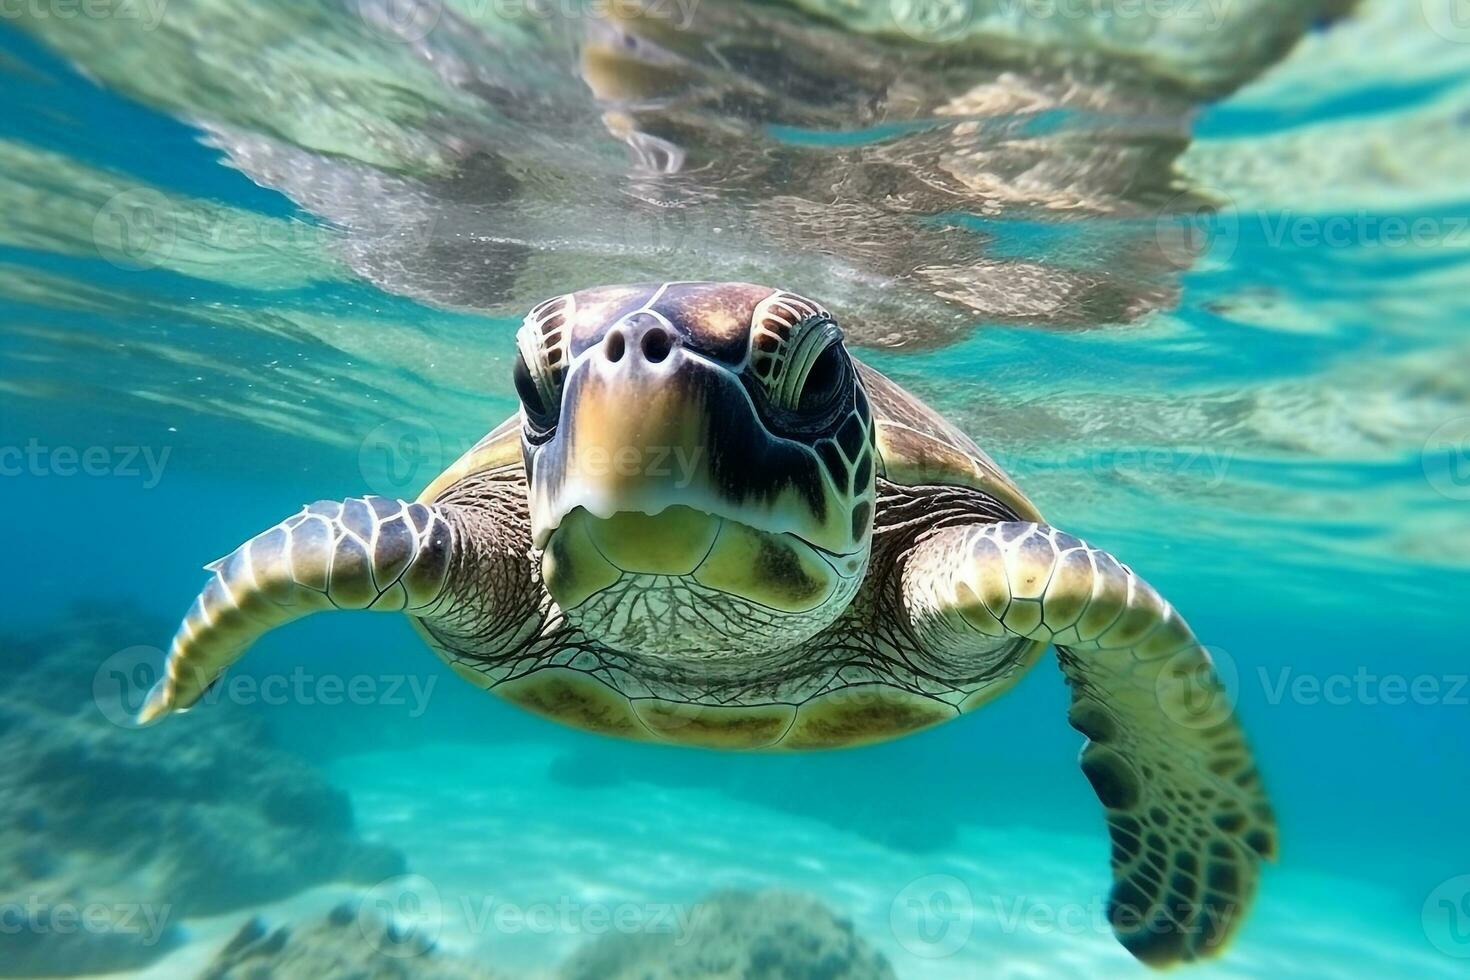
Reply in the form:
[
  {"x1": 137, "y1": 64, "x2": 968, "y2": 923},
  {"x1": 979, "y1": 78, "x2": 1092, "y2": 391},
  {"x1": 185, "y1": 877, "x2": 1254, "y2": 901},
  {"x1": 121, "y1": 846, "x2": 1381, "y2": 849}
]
[
  {"x1": 902, "y1": 521, "x2": 1276, "y2": 967},
  {"x1": 139, "y1": 498, "x2": 455, "y2": 724}
]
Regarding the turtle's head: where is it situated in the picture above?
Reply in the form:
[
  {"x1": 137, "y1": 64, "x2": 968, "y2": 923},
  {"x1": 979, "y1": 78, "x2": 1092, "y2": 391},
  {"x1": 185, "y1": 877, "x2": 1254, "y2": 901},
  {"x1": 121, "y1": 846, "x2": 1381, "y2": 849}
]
[{"x1": 514, "y1": 282, "x2": 875, "y2": 661}]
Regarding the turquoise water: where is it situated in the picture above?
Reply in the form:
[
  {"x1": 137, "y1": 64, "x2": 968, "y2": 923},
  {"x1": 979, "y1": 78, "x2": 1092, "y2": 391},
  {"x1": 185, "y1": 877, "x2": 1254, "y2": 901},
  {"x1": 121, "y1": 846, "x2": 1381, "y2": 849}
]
[{"x1": 2, "y1": 1, "x2": 1469, "y2": 977}]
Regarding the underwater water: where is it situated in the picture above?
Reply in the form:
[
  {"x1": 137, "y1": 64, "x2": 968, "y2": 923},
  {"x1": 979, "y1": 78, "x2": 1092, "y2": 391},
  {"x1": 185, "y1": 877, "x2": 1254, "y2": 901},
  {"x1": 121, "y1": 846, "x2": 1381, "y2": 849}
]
[{"x1": 2, "y1": 0, "x2": 1469, "y2": 977}]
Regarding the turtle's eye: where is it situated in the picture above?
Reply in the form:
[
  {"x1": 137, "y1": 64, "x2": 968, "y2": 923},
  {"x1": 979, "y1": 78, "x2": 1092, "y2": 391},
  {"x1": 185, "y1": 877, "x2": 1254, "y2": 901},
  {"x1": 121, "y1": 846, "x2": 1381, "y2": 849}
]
[
  {"x1": 515, "y1": 293, "x2": 571, "y2": 441},
  {"x1": 514, "y1": 350, "x2": 558, "y2": 433},
  {"x1": 756, "y1": 316, "x2": 851, "y2": 435},
  {"x1": 797, "y1": 342, "x2": 846, "y2": 416}
]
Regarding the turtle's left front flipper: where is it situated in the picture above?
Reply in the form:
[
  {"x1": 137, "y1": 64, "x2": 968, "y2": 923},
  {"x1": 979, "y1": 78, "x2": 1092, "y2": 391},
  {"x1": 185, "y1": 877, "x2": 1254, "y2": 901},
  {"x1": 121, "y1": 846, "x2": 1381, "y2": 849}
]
[
  {"x1": 902, "y1": 522, "x2": 1277, "y2": 968},
  {"x1": 138, "y1": 498, "x2": 455, "y2": 724}
]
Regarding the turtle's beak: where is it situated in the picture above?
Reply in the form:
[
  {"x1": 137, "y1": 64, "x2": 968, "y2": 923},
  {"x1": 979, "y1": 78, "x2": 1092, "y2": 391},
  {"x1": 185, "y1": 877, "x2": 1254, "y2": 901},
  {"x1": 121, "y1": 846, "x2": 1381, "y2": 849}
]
[
  {"x1": 528, "y1": 320, "x2": 711, "y2": 548},
  {"x1": 525, "y1": 312, "x2": 852, "y2": 557}
]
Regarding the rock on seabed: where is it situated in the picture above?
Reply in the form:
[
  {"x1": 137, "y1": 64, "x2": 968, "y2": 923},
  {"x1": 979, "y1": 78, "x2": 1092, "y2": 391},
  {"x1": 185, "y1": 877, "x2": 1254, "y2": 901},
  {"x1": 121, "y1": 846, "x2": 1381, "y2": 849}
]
[{"x1": 0, "y1": 606, "x2": 405, "y2": 977}]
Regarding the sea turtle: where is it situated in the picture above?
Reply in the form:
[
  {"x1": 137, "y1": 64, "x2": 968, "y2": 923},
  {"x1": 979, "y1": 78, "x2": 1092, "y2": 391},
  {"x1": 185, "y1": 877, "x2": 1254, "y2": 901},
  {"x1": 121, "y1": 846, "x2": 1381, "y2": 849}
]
[{"x1": 140, "y1": 281, "x2": 1275, "y2": 967}]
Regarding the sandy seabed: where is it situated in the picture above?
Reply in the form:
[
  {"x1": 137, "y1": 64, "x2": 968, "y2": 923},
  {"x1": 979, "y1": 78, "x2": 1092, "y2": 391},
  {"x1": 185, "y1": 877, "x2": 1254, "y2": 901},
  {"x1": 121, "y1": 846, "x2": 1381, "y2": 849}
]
[{"x1": 85, "y1": 742, "x2": 1458, "y2": 980}]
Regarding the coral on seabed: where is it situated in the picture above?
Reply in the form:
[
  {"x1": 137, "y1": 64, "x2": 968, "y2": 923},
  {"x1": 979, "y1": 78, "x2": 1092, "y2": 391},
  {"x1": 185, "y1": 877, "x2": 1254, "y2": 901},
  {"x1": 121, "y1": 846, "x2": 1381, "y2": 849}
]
[
  {"x1": 0, "y1": 607, "x2": 405, "y2": 977},
  {"x1": 199, "y1": 889, "x2": 894, "y2": 980},
  {"x1": 558, "y1": 889, "x2": 898, "y2": 980},
  {"x1": 198, "y1": 904, "x2": 505, "y2": 980}
]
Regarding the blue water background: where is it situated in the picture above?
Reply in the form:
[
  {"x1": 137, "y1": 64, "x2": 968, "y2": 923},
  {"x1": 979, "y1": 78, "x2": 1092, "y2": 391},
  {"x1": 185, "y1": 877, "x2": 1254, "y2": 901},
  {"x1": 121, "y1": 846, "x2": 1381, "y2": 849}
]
[{"x1": 2, "y1": 13, "x2": 1468, "y2": 976}]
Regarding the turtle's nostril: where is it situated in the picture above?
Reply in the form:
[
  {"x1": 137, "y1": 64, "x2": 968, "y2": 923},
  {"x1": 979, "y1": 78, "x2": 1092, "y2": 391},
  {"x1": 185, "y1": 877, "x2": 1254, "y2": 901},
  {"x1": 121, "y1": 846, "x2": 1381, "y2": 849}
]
[
  {"x1": 640, "y1": 326, "x2": 672, "y2": 363},
  {"x1": 604, "y1": 330, "x2": 625, "y2": 363}
]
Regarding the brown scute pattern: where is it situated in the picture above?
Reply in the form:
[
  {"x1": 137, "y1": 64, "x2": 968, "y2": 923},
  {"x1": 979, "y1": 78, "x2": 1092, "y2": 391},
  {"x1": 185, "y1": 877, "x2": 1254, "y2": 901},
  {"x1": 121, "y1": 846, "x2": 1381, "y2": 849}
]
[
  {"x1": 905, "y1": 521, "x2": 1276, "y2": 967},
  {"x1": 631, "y1": 699, "x2": 797, "y2": 749},
  {"x1": 654, "y1": 281, "x2": 778, "y2": 364},
  {"x1": 781, "y1": 687, "x2": 955, "y2": 749},
  {"x1": 498, "y1": 669, "x2": 648, "y2": 740},
  {"x1": 144, "y1": 497, "x2": 456, "y2": 723}
]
